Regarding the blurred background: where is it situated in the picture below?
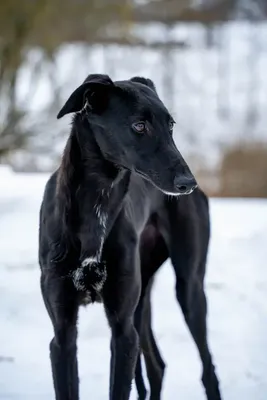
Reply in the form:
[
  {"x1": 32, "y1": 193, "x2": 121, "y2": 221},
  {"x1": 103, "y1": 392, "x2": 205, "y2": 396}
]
[
  {"x1": 1, "y1": 0, "x2": 267, "y2": 197},
  {"x1": 1, "y1": 1, "x2": 267, "y2": 399}
]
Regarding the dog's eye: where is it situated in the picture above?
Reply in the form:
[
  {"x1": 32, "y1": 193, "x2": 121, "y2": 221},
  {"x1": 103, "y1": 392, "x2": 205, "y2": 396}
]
[{"x1": 132, "y1": 122, "x2": 146, "y2": 134}]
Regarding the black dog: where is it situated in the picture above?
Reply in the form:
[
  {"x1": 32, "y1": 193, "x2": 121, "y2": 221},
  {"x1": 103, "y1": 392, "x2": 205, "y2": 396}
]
[
  {"x1": 39, "y1": 73, "x2": 221, "y2": 399},
  {"x1": 134, "y1": 190, "x2": 221, "y2": 400}
]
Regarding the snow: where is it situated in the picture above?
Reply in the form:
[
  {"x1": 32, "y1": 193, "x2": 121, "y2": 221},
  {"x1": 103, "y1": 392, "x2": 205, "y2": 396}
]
[{"x1": 0, "y1": 166, "x2": 267, "y2": 399}]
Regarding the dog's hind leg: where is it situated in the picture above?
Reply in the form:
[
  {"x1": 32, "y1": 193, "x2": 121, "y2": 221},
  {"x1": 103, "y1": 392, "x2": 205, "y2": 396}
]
[
  {"x1": 135, "y1": 226, "x2": 168, "y2": 400},
  {"x1": 139, "y1": 281, "x2": 166, "y2": 400},
  {"x1": 134, "y1": 302, "x2": 148, "y2": 400},
  {"x1": 167, "y1": 194, "x2": 222, "y2": 400},
  {"x1": 41, "y1": 269, "x2": 79, "y2": 400}
]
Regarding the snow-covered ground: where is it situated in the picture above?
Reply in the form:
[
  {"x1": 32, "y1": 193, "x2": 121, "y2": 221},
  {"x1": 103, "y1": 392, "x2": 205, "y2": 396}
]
[{"x1": 0, "y1": 166, "x2": 267, "y2": 399}]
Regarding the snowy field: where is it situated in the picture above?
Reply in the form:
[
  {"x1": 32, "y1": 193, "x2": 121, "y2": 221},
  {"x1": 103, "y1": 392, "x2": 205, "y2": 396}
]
[{"x1": 0, "y1": 166, "x2": 267, "y2": 400}]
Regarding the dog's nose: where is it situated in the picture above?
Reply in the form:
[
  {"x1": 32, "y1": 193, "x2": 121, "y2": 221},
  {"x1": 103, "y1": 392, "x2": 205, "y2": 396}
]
[{"x1": 174, "y1": 175, "x2": 197, "y2": 194}]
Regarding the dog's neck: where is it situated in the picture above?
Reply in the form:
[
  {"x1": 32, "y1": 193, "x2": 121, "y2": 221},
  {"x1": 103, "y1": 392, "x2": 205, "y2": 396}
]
[
  {"x1": 56, "y1": 115, "x2": 130, "y2": 265},
  {"x1": 74, "y1": 114, "x2": 127, "y2": 212}
]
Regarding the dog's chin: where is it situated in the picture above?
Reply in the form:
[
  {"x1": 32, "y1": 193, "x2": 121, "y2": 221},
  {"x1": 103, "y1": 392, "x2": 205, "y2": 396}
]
[{"x1": 135, "y1": 172, "x2": 179, "y2": 196}]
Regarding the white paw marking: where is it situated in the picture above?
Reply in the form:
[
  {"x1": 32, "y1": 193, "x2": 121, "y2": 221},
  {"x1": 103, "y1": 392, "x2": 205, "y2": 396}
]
[{"x1": 72, "y1": 258, "x2": 107, "y2": 292}]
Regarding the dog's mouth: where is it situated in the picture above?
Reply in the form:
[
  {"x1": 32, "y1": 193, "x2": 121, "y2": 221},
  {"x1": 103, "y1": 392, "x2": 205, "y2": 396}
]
[
  {"x1": 115, "y1": 165, "x2": 196, "y2": 197},
  {"x1": 134, "y1": 169, "x2": 149, "y2": 181},
  {"x1": 134, "y1": 169, "x2": 182, "y2": 197}
]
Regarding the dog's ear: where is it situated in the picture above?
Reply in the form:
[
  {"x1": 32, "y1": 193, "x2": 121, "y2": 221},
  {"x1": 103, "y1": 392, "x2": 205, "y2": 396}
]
[
  {"x1": 130, "y1": 76, "x2": 157, "y2": 93},
  {"x1": 57, "y1": 74, "x2": 114, "y2": 119}
]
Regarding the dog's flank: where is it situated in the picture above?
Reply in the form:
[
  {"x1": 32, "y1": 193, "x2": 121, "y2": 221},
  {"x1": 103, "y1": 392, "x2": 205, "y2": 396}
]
[{"x1": 39, "y1": 73, "x2": 221, "y2": 400}]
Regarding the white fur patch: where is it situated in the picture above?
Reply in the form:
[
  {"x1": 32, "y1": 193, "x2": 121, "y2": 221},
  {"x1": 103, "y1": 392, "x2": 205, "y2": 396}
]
[
  {"x1": 72, "y1": 257, "x2": 107, "y2": 292},
  {"x1": 78, "y1": 99, "x2": 90, "y2": 115},
  {"x1": 72, "y1": 267, "x2": 87, "y2": 291},
  {"x1": 72, "y1": 185, "x2": 112, "y2": 293},
  {"x1": 100, "y1": 213, "x2": 108, "y2": 230},
  {"x1": 92, "y1": 277, "x2": 106, "y2": 292},
  {"x1": 92, "y1": 262, "x2": 107, "y2": 291},
  {"x1": 93, "y1": 196, "x2": 108, "y2": 261},
  {"x1": 94, "y1": 204, "x2": 108, "y2": 231},
  {"x1": 98, "y1": 236, "x2": 105, "y2": 258},
  {"x1": 81, "y1": 256, "x2": 98, "y2": 267}
]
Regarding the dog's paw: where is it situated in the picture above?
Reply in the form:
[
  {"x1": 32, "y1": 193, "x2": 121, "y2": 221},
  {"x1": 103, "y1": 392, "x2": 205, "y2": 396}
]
[
  {"x1": 82, "y1": 258, "x2": 107, "y2": 292},
  {"x1": 72, "y1": 258, "x2": 107, "y2": 293}
]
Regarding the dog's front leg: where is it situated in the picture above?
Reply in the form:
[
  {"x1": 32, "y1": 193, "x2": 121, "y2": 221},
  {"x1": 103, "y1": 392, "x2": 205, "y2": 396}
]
[
  {"x1": 73, "y1": 173, "x2": 130, "y2": 294},
  {"x1": 102, "y1": 222, "x2": 141, "y2": 400},
  {"x1": 72, "y1": 185, "x2": 112, "y2": 293},
  {"x1": 74, "y1": 214, "x2": 108, "y2": 294},
  {"x1": 41, "y1": 269, "x2": 79, "y2": 400}
]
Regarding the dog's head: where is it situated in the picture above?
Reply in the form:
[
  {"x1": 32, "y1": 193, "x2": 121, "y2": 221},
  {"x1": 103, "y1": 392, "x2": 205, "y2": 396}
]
[{"x1": 57, "y1": 73, "x2": 197, "y2": 196}]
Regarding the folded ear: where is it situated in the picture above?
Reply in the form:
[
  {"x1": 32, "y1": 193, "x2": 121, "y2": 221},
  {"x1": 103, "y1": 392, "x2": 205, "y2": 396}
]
[
  {"x1": 130, "y1": 76, "x2": 158, "y2": 94},
  {"x1": 57, "y1": 74, "x2": 114, "y2": 119}
]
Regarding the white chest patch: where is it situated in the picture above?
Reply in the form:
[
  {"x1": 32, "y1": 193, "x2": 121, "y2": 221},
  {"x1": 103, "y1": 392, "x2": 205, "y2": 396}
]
[
  {"x1": 94, "y1": 204, "x2": 108, "y2": 231},
  {"x1": 94, "y1": 192, "x2": 110, "y2": 258}
]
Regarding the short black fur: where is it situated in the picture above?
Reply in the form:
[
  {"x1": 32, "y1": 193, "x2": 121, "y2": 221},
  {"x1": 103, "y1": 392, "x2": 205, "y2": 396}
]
[{"x1": 39, "y1": 73, "x2": 222, "y2": 399}]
